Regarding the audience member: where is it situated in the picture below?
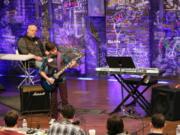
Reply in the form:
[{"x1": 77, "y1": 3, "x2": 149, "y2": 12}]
[
  {"x1": 148, "y1": 113, "x2": 166, "y2": 135},
  {"x1": 0, "y1": 110, "x2": 25, "y2": 135},
  {"x1": 47, "y1": 104, "x2": 85, "y2": 135},
  {"x1": 107, "y1": 114, "x2": 128, "y2": 135}
]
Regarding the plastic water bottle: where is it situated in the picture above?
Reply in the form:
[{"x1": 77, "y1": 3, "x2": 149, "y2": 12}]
[
  {"x1": 88, "y1": 129, "x2": 96, "y2": 135},
  {"x1": 22, "y1": 118, "x2": 28, "y2": 128},
  {"x1": 176, "y1": 125, "x2": 180, "y2": 135}
]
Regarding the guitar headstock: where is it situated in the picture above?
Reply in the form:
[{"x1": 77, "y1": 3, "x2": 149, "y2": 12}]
[{"x1": 74, "y1": 52, "x2": 84, "y2": 59}]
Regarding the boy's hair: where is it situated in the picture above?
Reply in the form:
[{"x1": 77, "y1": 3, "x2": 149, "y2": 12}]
[
  {"x1": 60, "y1": 104, "x2": 75, "y2": 119},
  {"x1": 107, "y1": 114, "x2": 124, "y2": 135},
  {"x1": 151, "y1": 113, "x2": 165, "y2": 128},
  {"x1": 45, "y1": 42, "x2": 56, "y2": 51},
  {"x1": 4, "y1": 110, "x2": 19, "y2": 127}
]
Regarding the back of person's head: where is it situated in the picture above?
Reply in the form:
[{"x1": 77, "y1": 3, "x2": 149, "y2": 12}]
[
  {"x1": 45, "y1": 42, "x2": 57, "y2": 51},
  {"x1": 60, "y1": 104, "x2": 75, "y2": 119},
  {"x1": 107, "y1": 114, "x2": 124, "y2": 135},
  {"x1": 151, "y1": 113, "x2": 165, "y2": 128},
  {"x1": 4, "y1": 110, "x2": 19, "y2": 127}
]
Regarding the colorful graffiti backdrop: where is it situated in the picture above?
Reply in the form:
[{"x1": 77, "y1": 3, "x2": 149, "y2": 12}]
[
  {"x1": 106, "y1": 0, "x2": 151, "y2": 67},
  {"x1": 0, "y1": 0, "x2": 179, "y2": 76},
  {"x1": 47, "y1": 0, "x2": 87, "y2": 75},
  {"x1": 0, "y1": 0, "x2": 37, "y2": 74},
  {"x1": 0, "y1": 0, "x2": 88, "y2": 75},
  {"x1": 152, "y1": 1, "x2": 180, "y2": 76}
]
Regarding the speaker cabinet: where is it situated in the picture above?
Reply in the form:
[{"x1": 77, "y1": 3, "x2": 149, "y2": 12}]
[
  {"x1": 20, "y1": 85, "x2": 50, "y2": 114},
  {"x1": 151, "y1": 85, "x2": 180, "y2": 121}
]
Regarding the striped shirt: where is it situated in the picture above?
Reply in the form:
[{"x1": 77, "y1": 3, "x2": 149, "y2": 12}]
[{"x1": 47, "y1": 120, "x2": 86, "y2": 135}]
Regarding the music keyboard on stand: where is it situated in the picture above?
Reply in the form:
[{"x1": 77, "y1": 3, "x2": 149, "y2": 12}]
[
  {"x1": 96, "y1": 67, "x2": 160, "y2": 115},
  {"x1": 96, "y1": 67, "x2": 159, "y2": 75}
]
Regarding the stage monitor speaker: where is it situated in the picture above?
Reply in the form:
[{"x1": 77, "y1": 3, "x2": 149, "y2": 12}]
[
  {"x1": 151, "y1": 85, "x2": 180, "y2": 121},
  {"x1": 20, "y1": 85, "x2": 50, "y2": 114}
]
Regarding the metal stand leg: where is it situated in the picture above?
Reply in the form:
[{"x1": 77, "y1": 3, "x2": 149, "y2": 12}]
[
  {"x1": 17, "y1": 61, "x2": 39, "y2": 89},
  {"x1": 110, "y1": 74, "x2": 153, "y2": 116},
  {"x1": 118, "y1": 82, "x2": 136, "y2": 118}
]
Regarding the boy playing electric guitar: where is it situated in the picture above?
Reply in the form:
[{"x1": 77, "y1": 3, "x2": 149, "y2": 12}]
[{"x1": 40, "y1": 42, "x2": 78, "y2": 120}]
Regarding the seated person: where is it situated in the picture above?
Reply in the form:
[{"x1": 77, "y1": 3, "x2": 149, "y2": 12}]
[
  {"x1": 148, "y1": 113, "x2": 166, "y2": 135},
  {"x1": 17, "y1": 24, "x2": 48, "y2": 68},
  {"x1": 0, "y1": 110, "x2": 25, "y2": 135},
  {"x1": 107, "y1": 114, "x2": 129, "y2": 135},
  {"x1": 47, "y1": 104, "x2": 85, "y2": 135}
]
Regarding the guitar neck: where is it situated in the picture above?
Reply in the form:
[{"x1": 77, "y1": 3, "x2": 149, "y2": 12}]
[
  {"x1": 56, "y1": 62, "x2": 72, "y2": 77},
  {"x1": 54, "y1": 55, "x2": 82, "y2": 79}
]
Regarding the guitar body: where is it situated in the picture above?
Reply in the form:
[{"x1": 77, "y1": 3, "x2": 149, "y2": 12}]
[
  {"x1": 41, "y1": 79, "x2": 56, "y2": 92},
  {"x1": 41, "y1": 53, "x2": 83, "y2": 92}
]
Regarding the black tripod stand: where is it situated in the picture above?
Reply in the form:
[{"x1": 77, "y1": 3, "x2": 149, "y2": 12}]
[
  {"x1": 110, "y1": 75, "x2": 140, "y2": 119},
  {"x1": 109, "y1": 74, "x2": 153, "y2": 118}
]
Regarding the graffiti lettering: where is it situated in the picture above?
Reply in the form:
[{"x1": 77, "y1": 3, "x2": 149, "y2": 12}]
[{"x1": 63, "y1": 1, "x2": 78, "y2": 8}]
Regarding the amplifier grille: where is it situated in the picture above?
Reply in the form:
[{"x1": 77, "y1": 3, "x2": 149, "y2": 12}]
[{"x1": 21, "y1": 85, "x2": 44, "y2": 92}]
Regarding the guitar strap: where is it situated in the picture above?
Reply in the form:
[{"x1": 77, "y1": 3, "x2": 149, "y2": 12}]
[{"x1": 57, "y1": 51, "x2": 62, "y2": 71}]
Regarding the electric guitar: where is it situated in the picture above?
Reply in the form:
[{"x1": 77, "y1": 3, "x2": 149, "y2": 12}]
[{"x1": 41, "y1": 53, "x2": 83, "y2": 92}]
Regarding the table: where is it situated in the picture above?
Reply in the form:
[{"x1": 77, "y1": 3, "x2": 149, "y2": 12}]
[{"x1": 0, "y1": 54, "x2": 35, "y2": 88}]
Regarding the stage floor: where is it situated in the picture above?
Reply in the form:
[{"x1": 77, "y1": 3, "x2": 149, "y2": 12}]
[{"x1": 0, "y1": 76, "x2": 179, "y2": 135}]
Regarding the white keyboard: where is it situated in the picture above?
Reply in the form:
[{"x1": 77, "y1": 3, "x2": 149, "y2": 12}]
[{"x1": 96, "y1": 67, "x2": 159, "y2": 75}]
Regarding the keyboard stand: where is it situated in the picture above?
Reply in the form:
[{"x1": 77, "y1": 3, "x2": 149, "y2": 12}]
[
  {"x1": 109, "y1": 74, "x2": 156, "y2": 115},
  {"x1": 95, "y1": 67, "x2": 159, "y2": 116}
]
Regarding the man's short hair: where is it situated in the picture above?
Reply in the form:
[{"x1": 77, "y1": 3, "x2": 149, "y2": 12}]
[
  {"x1": 151, "y1": 113, "x2": 165, "y2": 128},
  {"x1": 27, "y1": 24, "x2": 37, "y2": 29},
  {"x1": 60, "y1": 104, "x2": 75, "y2": 119},
  {"x1": 107, "y1": 114, "x2": 124, "y2": 135},
  {"x1": 45, "y1": 42, "x2": 56, "y2": 51},
  {"x1": 4, "y1": 110, "x2": 19, "y2": 127}
]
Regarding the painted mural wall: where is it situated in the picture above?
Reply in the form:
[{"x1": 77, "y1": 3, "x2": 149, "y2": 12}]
[
  {"x1": 0, "y1": 0, "x2": 88, "y2": 75},
  {"x1": 0, "y1": 0, "x2": 38, "y2": 74},
  {"x1": 46, "y1": 0, "x2": 87, "y2": 75},
  {"x1": 0, "y1": 0, "x2": 105, "y2": 76},
  {"x1": 85, "y1": 17, "x2": 106, "y2": 75},
  {"x1": 106, "y1": 0, "x2": 151, "y2": 68},
  {"x1": 0, "y1": 0, "x2": 179, "y2": 77},
  {"x1": 106, "y1": 0, "x2": 180, "y2": 76},
  {"x1": 151, "y1": 0, "x2": 180, "y2": 76}
]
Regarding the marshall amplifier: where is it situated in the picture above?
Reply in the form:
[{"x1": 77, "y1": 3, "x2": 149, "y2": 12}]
[{"x1": 20, "y1": 85, "x2": 50, "y2": 114}]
